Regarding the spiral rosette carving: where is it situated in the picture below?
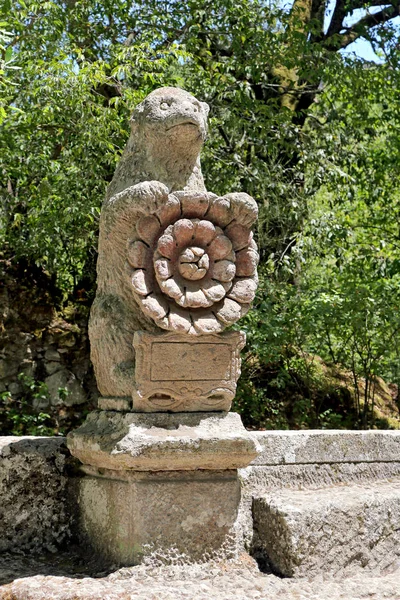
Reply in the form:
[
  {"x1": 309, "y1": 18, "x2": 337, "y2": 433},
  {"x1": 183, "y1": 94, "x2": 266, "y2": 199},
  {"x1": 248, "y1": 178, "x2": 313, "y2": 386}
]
[{"x1": 127, "y1": 191, "x2": 259, "y2": 335}]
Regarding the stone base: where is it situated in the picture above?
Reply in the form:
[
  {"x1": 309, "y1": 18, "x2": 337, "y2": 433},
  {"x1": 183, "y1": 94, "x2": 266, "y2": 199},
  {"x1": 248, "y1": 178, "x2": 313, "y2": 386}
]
[
  {"x1": 75, "y1": 467, "x2": 240, "y2": 566},
  {"x1": 67, "y1": 411, "x2": 259, "y2": 471},
  {"x1": 67, "y1": 411, "x2": 259, "y2": 565},
  {"x1": 98, "y1": 397, "x2": 131, "y2": 411}
]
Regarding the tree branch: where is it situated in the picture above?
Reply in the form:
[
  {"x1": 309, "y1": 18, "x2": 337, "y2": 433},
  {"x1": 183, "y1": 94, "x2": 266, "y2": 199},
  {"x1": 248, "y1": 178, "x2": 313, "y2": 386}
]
[
  {"x1": 289, "y1": 0, "x2": 314, "y2": 33},
  {"x1": 348, "y1": 0, "x2": 396, "y2": 9},
  {"x1": 326, "y1": 0, "x2": 347, "y2": 38},
  {"x1": 309, "y1": 0, "x2": 328, "y2": 41},
  {"x1": 325, "y1": 3, "x2": 400, "y2": 49}
]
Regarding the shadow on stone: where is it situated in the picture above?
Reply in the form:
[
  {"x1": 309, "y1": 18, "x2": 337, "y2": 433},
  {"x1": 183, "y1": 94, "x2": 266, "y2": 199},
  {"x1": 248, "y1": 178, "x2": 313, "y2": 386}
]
[{"x1": 0, "y1": 547, "x2": 117, "y2": 585}]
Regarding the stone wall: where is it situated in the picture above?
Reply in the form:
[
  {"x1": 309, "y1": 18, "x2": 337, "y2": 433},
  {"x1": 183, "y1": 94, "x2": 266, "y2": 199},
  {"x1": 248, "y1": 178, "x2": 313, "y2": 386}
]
[
  {"x1": 244, "y1": 431, "x2": 400, "y2": 577},
  {"x1": 236, "y1": 430, "x2": 400, "y2": 553},
  {"x1": 0, "y1": 259, "x2": 97, "y2": 432},
  {"x1": 1, "y1": 430, "x2": 399, "y2": 557},
  {"x1": 0, "y1": 436, "x2": 77, "y2": 552}
]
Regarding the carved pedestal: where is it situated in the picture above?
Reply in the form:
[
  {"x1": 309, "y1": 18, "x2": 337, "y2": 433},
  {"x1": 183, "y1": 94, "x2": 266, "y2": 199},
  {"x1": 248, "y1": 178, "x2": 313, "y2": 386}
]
[{"x1": 67, "y1": 411, "x2": 259, "y2": 566}]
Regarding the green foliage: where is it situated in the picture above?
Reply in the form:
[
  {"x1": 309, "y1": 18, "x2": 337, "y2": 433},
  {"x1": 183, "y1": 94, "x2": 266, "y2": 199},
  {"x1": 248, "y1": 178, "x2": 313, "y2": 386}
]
[
  {"x1": 0, "y1": 375, "x2": 55, "y2": 435},
  {"x1": 1, "y1": 0, "x2": 400, "y2": 430},
  {"x1": 0, "y1": 0, "x2": 185, "y2": 292},
  {"x1": 234, "y1": 60, "x2": 400, "y2": 429},
  {"x1": 233, "y1": 274, "x2": 357, "y2": 429}
]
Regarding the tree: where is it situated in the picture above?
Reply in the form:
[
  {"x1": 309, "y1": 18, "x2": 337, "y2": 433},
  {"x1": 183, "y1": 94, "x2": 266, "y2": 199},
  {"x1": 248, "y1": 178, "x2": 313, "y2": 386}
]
[
  {"x1": 1, "y1": 1, "x2": 400, "y2": 286},
  {"x1": 234, "y1": 60, "x2": 400, "y2": 429},
  {"x1": 1, "y1": 1, "x2": 400, "y2": 430}
]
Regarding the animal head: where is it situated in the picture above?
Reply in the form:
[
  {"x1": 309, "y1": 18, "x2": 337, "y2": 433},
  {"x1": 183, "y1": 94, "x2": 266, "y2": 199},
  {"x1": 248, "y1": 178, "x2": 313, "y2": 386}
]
[{"x1": 130, "y1": 87, "x2": 209, "y2": 145}]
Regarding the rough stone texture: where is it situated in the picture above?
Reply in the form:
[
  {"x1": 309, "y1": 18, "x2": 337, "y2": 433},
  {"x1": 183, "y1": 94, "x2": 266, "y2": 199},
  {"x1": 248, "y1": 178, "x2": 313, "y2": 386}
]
[
  {"x1": 236, "y1": 429, "x2": 400, "y2": 555},
  {"x1": 45, "y1": 368, "x2": 87, "y2": 406},
  {"x1": 106, "y1": 88, "x2": 208, "y2": 200},
  {"x1": 89, "y1": 87, "x2": 258, "y2": 399},
  {"x1": 252, "y1": 479, "x2": 400, "y2": 578},
  {"x1": 98, "y1": 397, "x2": 131, "y2": 411},
  {"x1": 67, "y1": 409, "x2": 258, "y2": 565},
  {"x1": 243, "y1": 460, "x2": 400, "y2": 490},
  {"x1": 89, "y1": 88, "x2": 210, "y2": 398},
  {"x1": 67, "y1": 411, "x2": 260, "y2": 471},
  {"x1": 236, "y1": 462, "x2": 400, "y2": 554},
  {"x1": 251, "y1": 429, "x2": 400, "y2": 465},
  {"x1": 0, "y1": 436, "x2": 75, "y2": 552},
  {"x1": 1, "y1": 430, "x2": 400, "y2": 584},
  {"x1": 2, "y1": 431, "x2": 399, "y2": 563},
  {"x1": 73, "y1": 468, "x2": 240, "y2": 566},
  {"x1": 132, "y1": 331, "x2": 245, "y2": 412},
  {"x1": 1, "y1": 554, "x2": 399, "y2": 599}
]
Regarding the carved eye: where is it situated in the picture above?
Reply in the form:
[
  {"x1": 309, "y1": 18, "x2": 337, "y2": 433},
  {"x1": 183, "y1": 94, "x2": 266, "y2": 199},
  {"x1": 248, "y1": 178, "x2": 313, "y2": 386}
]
[
  {"x1": 192, "y1": 102, "x2": 200, "y2": 113},
  {"x1": 160, "y1": 102, "x2": 169, "y2": 110}
]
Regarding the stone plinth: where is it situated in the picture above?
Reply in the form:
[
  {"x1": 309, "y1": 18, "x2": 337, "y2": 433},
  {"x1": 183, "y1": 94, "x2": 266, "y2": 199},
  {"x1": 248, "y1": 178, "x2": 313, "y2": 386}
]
[
  {"x1": 75, "y1": 468, "x2": 240, "y2": 566},
  {"x1": 67, "y1": 411, "x2": 259, "y2": 566}
]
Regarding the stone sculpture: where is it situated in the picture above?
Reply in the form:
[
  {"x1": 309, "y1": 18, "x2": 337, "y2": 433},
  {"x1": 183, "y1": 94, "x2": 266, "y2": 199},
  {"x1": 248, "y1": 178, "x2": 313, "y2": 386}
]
[
  {"x1": 89, "y1": 86, "x2": 259, "y2": 410},
  {"x1": 67, "y1": 88, "x2": 260, "y2": 565}
]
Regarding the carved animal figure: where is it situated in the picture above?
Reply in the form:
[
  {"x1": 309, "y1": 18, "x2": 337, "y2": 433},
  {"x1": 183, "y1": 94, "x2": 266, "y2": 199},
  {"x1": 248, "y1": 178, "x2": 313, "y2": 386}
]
[{"x1": 89, "y1": 87, "x2": 210, "y2": 397}]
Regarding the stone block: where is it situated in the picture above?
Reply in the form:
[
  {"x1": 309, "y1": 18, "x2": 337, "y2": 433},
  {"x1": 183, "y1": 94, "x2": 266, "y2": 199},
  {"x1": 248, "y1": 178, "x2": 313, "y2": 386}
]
[
  {"x1": 75, "y1": 467, "x2": 240, "y2": 566},
  {"x1": 45, "y1": 369, "x2": 86, "y2": 406},
  {"x1": 45, "y1": 361, "x2": 63, "y2": 376},
  {"x1": 241, "y1": 461, "x2": 400, "y2": 492},
  {"x1": 132, "y1": 330, "x2": 245, "y2": 412},
  {"x1": 0, "y1": 436, "x2": 74, "y2": 552},
  {"x1": 250, "y1": 430, "x2": 400, "y2": 466},
  {"x1": 67, "y1": 411, "x2": 259, "y2": 471},
  {"x1": 252, "y1": 480, "x2": 400, "y2": 577}
]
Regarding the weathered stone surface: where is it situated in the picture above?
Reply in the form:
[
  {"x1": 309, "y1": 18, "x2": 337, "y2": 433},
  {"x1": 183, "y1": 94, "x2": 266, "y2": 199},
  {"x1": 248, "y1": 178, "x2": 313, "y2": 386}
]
[
  {"x1": 45, "y1": 368, "x2": 87, "y2": 406},
  {"x1": 89, "y1": 87, "x2": 209, "y2": 398},
  {"x1": 132, "y1": 331, "x2": 245, "y2": 411},
  {"x1": 1, "y1": 553, "x2": 400, "y2": 599},
  {"x1": 242, "y1": 461, "x2": 400, "y2": 491},
  {"x1": 89, "y1": 87, "x2": 259, "y2": 399},
  {"x1": 238, "y1": 461, "x2": 400, "y2": 551},
  {"x1": 135, "y1": 197, "x2": 257, "y2": 323},
  {"x1": 0, "y1": 261, "x2": 96, "y2": 418},
  {"x1": 2, "y1": 430, "x2": 400, "y2": 584},
  {"x1": 67, "y1": 411, "x2": 260, "y2": 471},
  {"x1": 250, "y1": 429, "x2": 400, "y2": 465},
  {"x1": 252, "y1": 479, "x2": 400, "y2": 577},
  {"x1": 45, "y1": 360, "x2": 63, "y2": 375},
  {"x1": 98, "y1": 397, "x2": 131, "y2": 411},
  {"x1": 44, "y1": 347, "x2": 61, "y2": 362},
  {"x1": 0, "y1": 436, "x2": 75, "y2": 553},
  {"x1": 75, "y1": 468, "x2": 240, "y2": 566}
]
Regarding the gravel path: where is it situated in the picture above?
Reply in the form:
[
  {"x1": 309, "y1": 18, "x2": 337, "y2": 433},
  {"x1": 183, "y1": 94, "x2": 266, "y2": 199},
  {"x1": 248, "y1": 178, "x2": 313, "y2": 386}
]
[{"x1": 1, "y1": 552, "x2": 399, "y2": 599}]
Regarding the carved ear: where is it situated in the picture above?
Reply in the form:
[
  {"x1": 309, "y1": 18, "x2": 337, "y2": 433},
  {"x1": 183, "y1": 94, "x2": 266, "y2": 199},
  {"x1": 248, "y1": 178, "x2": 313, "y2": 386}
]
[{"x1": 201, "y1": 101, "x2": 210, "y2": 116}]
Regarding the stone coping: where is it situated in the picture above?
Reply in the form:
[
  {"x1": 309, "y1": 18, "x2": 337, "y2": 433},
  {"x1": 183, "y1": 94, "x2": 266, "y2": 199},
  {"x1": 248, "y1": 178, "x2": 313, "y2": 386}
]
[
  {"x1": 250, "y1": 430, "x2": 400, "y2": 466},
  {"x1": 66, "y1": 411, "x2": 259, "y2": 471},
  {"x1": 0, "y1": 436, "x2": 66, "y2": 457},
  {"x1": 1, "y1": 429, "x2": 400, "y2": 466}
]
